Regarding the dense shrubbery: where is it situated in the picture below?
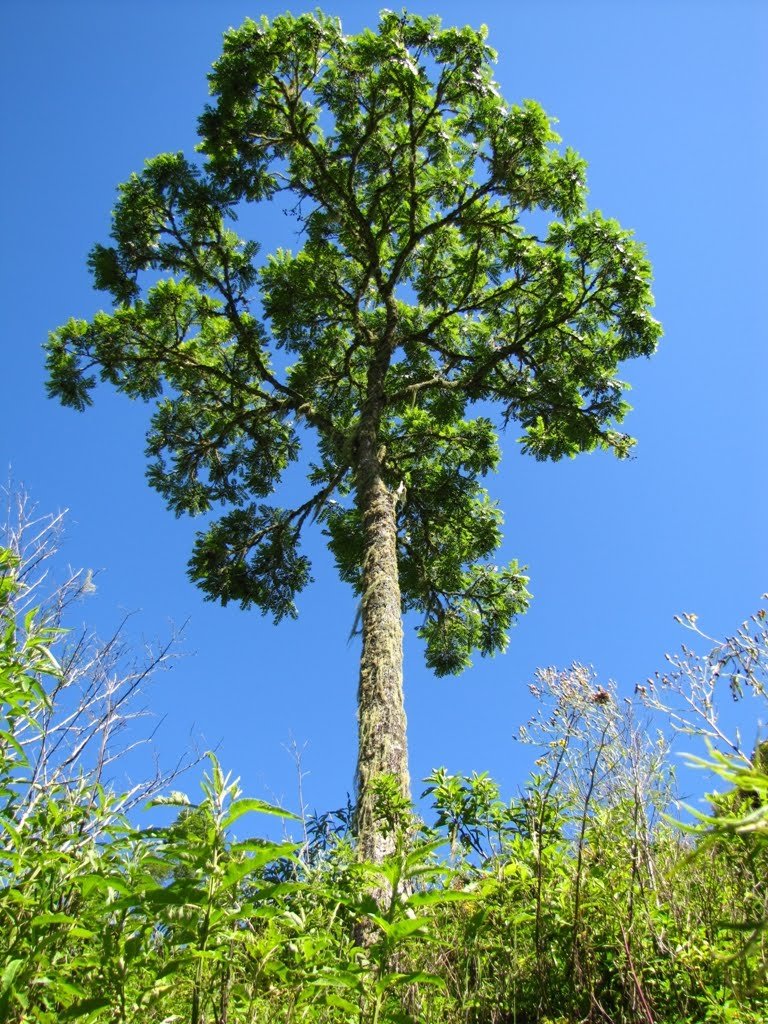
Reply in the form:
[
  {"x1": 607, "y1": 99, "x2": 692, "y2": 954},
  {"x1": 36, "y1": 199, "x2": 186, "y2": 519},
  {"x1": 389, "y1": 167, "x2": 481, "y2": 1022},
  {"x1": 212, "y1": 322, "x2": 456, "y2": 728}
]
[{"x1": 1, "y1": 514, "x2": 767, "y2": 1022}]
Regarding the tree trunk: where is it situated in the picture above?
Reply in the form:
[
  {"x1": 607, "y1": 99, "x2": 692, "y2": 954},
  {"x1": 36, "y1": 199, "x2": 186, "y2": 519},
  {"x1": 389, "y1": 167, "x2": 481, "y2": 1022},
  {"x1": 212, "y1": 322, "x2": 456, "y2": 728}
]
[{"x1": 354, "y1": 438, "x2": 410, "y2": 864}]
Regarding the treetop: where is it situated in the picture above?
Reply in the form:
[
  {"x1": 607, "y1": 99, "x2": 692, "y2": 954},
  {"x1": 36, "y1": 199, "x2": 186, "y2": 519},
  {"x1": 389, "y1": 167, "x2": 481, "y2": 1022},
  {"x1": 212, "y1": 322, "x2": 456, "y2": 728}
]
[{"x1": 46, "y1": 9, "x2": 660, "y2": 674}]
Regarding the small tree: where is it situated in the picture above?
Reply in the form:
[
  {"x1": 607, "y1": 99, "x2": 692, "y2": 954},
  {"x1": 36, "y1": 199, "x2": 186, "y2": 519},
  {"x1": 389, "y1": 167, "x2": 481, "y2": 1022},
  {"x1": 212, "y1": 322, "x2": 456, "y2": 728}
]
[{"x1": 46, "y1": 11, "x2": 660, "y2": 861}]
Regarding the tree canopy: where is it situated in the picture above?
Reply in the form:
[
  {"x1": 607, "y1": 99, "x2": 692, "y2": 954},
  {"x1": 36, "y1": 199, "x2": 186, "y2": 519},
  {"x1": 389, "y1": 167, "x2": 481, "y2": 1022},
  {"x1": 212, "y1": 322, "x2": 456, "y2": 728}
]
[{"x1": 46, "y1": 10, "x2": 660, "y2": 857}]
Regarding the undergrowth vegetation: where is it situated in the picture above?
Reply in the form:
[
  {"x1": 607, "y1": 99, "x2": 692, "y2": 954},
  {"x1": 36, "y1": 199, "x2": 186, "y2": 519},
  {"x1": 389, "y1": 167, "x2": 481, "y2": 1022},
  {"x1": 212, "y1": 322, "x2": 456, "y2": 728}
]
[{"x1": 1, "y1": 507, "x2": 766, "y2": 1023}]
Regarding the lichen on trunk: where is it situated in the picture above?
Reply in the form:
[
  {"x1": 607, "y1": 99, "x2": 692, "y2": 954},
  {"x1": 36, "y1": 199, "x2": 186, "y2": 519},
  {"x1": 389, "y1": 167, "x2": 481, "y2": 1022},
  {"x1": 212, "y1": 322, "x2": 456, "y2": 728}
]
[
  {"x1": 354, "y1": 472, "x2": 410, "y2": 863},
  {"x1": 354, "y1": 423, "x2": 410, "y2": 864}
]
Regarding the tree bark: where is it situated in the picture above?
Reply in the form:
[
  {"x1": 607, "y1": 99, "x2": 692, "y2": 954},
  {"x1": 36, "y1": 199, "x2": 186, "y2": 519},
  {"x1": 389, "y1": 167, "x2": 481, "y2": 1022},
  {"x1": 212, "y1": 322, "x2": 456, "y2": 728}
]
[
  {"x1": 354, "y1": 368, "x2": 410, "y2": 864},
  {"x1": 354, "y1": 465, "x2": 410, "y2": 862}
]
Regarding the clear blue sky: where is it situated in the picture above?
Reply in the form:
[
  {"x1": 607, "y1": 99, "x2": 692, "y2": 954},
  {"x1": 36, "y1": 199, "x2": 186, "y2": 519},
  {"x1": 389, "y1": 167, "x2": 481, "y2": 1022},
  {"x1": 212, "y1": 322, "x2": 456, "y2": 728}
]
[{"x1": 1, "y1": 1, "x2": 766, "y2": 817}]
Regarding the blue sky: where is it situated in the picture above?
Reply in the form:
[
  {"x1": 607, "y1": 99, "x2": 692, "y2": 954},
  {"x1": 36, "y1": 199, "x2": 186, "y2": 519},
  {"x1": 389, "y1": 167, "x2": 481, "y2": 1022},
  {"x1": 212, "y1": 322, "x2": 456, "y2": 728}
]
[{"x1": 2, "y1": 1, "x2": 766, "y2": 819}]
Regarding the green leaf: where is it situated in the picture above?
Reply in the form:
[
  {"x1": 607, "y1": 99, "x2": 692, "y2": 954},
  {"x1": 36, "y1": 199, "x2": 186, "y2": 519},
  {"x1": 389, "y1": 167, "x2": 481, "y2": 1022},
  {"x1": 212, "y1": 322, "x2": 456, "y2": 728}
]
[
  {"x1": 59, "y1": 996, "x2": 112, "y2": 1021},
  {"x1": 79, "y1": 873, "x2": 132, "y2": 898},
  {"x1": 221, "y1": 797, "x2": 299, "y2": 828},
  {"x1": 0, "y1": 959, "x2": 23, "y2": 995},
  {"x1": 305, "y1": 969, "x2": 363, "y2": 992},
  {"x1": 30, "y1": 912, "x2": 77, "y2": 926},
  {"x1": 406, "y1": 888, "x2": 478, "y2": 909},
  {"x1": 375, "y1": 970, "x2": 446, "y2": 996},
  {"x1": 315, "y1": 992, "x2": 360, "y2": 1013},
  {"x1": 381, "y1": 917, "x2": 432, "y2": 943},
  {"x1": 220, "y1": 845, "x2": 297, "y2": 889}
]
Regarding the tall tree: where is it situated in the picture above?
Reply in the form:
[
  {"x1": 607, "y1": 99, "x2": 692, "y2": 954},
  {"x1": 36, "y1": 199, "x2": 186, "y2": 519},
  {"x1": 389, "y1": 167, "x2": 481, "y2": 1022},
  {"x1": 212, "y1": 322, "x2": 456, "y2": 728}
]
[{"x1": 46, "y1": 11, "x2": 660, "y2": 862}]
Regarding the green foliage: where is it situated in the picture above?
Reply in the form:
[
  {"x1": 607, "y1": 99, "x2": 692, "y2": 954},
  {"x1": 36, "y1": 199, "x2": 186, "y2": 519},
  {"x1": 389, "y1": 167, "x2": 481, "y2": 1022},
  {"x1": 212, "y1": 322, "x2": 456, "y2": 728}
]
[
  {"x1": 2, "y1": 571, "x2": 768, "y2": 1021},
  {"x1": 44, "y1": 7, "x2": 662, "y2": 868},
  {"x1": 46, "y1": 9, "x2": 659, "y2": 673},
  {"x1": 0, "y1": 548, "x2": 59, "y2": 754}
]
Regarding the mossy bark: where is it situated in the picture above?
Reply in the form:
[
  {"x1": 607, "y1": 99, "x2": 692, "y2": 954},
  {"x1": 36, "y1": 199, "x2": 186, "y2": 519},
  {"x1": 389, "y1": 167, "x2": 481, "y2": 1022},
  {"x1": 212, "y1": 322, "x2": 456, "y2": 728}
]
[
  {"x1": 354, "y1": 339, "x2": 410, "y2": 865},
  {"x1": 355, "y1": 468, "x2": 409, "y2": 863}
]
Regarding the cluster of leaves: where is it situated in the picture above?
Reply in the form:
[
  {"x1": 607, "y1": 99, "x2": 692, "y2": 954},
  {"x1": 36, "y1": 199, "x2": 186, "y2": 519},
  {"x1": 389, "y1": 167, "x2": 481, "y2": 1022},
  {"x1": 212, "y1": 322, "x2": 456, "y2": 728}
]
[
  {"x1": 2, "y1": 538, "x2": 767, "y2": 1023},
  {"x1": 46, "y1": 9, "x2": 660, "y2": 674}
]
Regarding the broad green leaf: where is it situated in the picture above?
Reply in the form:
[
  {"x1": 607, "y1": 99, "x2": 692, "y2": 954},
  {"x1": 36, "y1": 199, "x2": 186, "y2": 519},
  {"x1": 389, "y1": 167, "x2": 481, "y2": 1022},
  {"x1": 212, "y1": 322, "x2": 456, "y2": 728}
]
[
  {"x1": 380, "y1": 917, "x2": 431, "y2": 942},
  {"x1": 0, "y1": 959, "x2": 23, "y2": 994},
  {"x1": 375, "y1": 970, "x2": 446, "y2": 996},
  {"x1": 406, "y1": 888, "x2": 478, "y2": 909},
  {"x1": 221, "y1": 797, "x2": 299, "y2": 828},
  {"x1": 31, "y1": 912, "x2": 77, "y2": 926},
  {"x1": 59, "y1": 996, "x2": 112, "y2": 1021},
  {"x1": 305, "y1": 969, "x2": 364, "y2": 992},
  {"x1": 315, "y1": 992, "x2": 360, "y2": 1014}
]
